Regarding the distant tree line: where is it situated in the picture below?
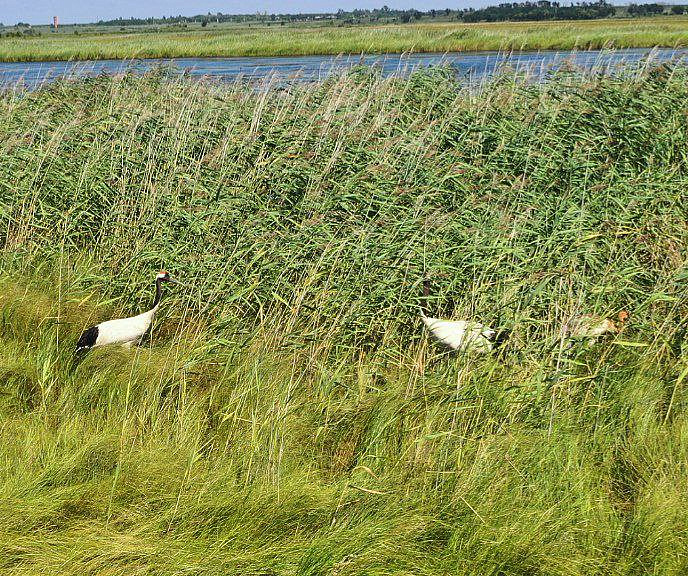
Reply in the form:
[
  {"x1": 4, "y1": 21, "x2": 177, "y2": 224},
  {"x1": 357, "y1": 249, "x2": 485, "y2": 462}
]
[
  {"x1": 627, "y1": 3, "x2": 678, "y2": 15},
  {"x1": 460, "y1": 1, "x2": 615, "y2": 23},
  {"x1": 55, "y1": 2, "x2": 688, "y2": 28}
]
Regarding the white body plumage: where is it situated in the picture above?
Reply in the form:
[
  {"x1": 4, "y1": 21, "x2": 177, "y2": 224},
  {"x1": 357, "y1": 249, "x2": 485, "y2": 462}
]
[
  {"x1": 76, "y1": 271, "x2": 178, "y2": 353},
  {"x1": 421, "y1": 312, "x2": 496, "y2": 354},
  {"x1": 87, "y1": 307, "x2": 158, "y2": 349}
]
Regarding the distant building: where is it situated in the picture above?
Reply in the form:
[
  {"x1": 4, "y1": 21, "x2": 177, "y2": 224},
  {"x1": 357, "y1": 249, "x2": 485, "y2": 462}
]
[{"x1": 53, "y1": 16, "x2": 58, "y2": 30}]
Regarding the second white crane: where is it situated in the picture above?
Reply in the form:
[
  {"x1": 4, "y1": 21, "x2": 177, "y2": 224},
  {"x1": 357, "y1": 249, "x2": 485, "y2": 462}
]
[{"x1": 420, "y1": 280, "x2": 510, "y2": 354}]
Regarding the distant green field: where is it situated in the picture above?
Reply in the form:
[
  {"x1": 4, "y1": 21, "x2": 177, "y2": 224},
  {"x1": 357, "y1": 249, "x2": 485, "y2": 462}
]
[
  {"x1": 0, "y1": 16, "x2": 687, "y2": 61},
  {"x1": 1, "y1": 64, "x2": 687, "y2": 574}
]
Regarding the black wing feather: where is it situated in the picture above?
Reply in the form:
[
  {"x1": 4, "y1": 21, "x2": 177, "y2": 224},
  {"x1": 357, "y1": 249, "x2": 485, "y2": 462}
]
[{"x1": 76, "y1": 325, "x2": 98, "y2": 351}]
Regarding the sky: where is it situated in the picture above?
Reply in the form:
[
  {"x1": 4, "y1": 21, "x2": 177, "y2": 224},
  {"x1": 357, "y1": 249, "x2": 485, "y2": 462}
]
[{"x1": 0, "y1": 0, "x2": 663, "y2": 24}]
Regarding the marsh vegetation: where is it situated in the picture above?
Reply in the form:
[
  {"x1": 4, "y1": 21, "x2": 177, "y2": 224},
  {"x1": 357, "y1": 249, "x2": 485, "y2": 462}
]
[
  {"x1": 0, "y1": 16, "x2": 687, "y2": 61},
  {"x1": 0, "y1": 63, "x2": 687, "y2": 574}
]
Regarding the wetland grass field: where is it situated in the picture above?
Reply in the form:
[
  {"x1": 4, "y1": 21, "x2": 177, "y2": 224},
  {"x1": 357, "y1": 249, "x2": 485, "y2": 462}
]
[
  {"x1": 0, "y1": 62, "x2": 688, "y2": 574},
  {"x1": 0, "y1": 16, "x2": 687, "y2": 61}
]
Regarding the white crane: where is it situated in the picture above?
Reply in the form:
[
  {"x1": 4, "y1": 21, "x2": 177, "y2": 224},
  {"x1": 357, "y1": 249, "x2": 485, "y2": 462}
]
[
  {"x1": 76, "y1": 270, "x2": 180, "y2": 352},
  {"x1": 420, "y1": 280, "x2": 510, "y2": 354}
]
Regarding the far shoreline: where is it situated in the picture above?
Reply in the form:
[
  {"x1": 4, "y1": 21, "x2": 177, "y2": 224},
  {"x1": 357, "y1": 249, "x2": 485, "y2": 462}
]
[{"x1": 0, "y1": 17, "x2": 686, "y2": 63}]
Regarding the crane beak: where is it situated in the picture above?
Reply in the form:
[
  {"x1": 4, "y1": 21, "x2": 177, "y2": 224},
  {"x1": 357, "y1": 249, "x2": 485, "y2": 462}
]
[{"x1": 167, "y1": 278, "x2": 183, "y2": 286}]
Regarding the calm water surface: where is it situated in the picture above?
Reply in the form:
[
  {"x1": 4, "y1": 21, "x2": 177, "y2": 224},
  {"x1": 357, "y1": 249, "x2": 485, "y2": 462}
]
[{"x1": 1, "y1": 48, "x2": 686, "y2": 88}]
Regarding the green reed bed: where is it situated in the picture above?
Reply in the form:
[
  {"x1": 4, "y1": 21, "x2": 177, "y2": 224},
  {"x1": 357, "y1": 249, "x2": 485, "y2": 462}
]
[
  {"x1": 0, "y1": 63, "x2": 687, "y2": 574},
  {"x1": 0, "y1": 17, "x2": 687, "y2": 61}
]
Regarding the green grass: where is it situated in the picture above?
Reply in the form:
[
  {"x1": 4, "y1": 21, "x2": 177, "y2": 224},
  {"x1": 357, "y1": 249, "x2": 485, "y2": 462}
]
[
  {"x1": 0, "y1": 63, "x2": 688, "y2": 574},
  {"x1": 0, "y1": 17, "x2": 687, "y2": 61}
]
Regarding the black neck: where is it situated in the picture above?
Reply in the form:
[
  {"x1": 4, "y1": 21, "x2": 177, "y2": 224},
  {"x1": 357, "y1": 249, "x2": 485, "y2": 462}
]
[{"x1": 152, "y1": 278, "x2": 163, "y2": 309}]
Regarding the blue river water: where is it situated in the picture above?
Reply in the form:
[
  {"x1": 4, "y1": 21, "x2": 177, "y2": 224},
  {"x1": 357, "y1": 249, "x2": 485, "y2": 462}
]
[{"x1": 0, "y1": 48, "x2": 685, "y2": 88}]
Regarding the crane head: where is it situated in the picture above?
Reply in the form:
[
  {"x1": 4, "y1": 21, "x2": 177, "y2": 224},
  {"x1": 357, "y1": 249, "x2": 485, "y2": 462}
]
[{"x1": 157, "y1": 270, "x2": 181, "y2": 285}]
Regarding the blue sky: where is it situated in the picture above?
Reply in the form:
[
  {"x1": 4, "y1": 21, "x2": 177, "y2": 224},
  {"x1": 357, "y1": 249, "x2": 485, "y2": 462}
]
[{"x1": 0, "y1": 0, "x2": 662, "y2": 24}]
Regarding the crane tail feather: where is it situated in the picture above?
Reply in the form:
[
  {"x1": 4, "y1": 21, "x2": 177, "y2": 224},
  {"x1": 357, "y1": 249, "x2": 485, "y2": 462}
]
[{"x1": 76, "y1": 325, "x2": 98, "y2": 352}]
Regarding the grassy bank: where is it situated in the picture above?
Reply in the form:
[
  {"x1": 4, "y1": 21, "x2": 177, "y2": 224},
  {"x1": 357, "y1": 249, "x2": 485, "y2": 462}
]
[
  {"x1": 0, "y1": 17, "x2": 687, "y2": 61},
  {"x1": 1, "y1": 65, "x2": 688, "y2": 574}
]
